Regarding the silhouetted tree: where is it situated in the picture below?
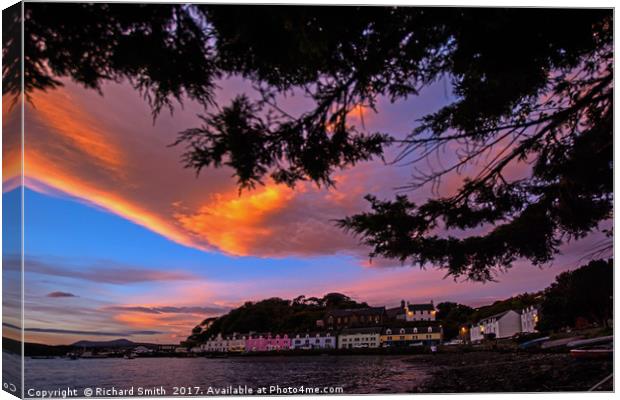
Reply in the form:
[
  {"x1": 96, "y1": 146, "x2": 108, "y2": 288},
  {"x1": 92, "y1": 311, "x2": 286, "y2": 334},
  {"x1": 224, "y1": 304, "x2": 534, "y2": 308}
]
[
  {"x1": 435, "y1": 302, "x2": 475, "y2": 340},
  {"x1": 538, "y1": 259, "x2": 613, "y2": 332},
  {"x1": 6, "y1": 5, "x2": 613, "y2": 280}
]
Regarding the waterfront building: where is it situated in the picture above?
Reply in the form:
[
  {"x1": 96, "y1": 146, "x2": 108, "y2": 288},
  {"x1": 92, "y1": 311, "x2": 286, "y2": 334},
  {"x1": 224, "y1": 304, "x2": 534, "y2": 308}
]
[
  {"x1": 323, "y1": 307, "x2": 386, "y2": 329},
  {"x1": 470, "y1": 310, "x2": 522, "y2": 342},
  {"x1": 337, "y1": 327, "x2": 381, "y2": 349},
  {"x1": 133, "y1": 345, "x2": 152, "y2": 354},
  {"x1": 290, "y1": 332, "x2": 336, "y2": 350},
  {"x1": 520, "y1": 305, "x2": 540, "y2": 333},
  {"x1": 204, "y1": 333, "x2": 228, "y2": 352},
  {"x1": 469, "y1": 325, "x2": 484, "y2": 342},
  {"x1": 156, "y1": 344, "x2": 179, "y2": 353},
  {"x1": 380, "y1": 325, "x2": 442, "y2": 347},
  {"x1": 245, "y1": 333, "x2": 291, "y2": 351},
  {"x1": 226, "y1": 334, "x2": 247, "y2": 352}
]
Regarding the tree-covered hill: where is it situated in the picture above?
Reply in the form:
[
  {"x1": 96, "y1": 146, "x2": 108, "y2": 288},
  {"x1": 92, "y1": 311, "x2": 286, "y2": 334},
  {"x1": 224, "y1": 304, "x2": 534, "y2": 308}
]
[{"x1": 186, "y1": 293, "x2": 369, "y2": 344}]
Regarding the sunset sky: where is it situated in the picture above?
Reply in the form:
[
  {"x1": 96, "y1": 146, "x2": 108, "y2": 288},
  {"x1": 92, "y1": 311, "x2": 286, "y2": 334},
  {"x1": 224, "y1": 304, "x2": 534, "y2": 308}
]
[{"x1": 2, "y1": 74, "x2": 607, "y2": 346}]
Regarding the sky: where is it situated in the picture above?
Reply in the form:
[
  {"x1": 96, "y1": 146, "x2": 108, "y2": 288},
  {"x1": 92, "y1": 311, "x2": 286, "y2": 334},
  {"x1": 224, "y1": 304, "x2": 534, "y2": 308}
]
[{"x1": 2, "y1": 73, "x2": 608, "y2": 346}]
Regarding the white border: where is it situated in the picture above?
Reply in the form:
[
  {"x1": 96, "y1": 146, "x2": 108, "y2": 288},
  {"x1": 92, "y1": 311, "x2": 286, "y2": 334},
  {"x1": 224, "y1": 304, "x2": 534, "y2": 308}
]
[{"x1": 0, "y1": 2, "x2": 617, "y2": 400}]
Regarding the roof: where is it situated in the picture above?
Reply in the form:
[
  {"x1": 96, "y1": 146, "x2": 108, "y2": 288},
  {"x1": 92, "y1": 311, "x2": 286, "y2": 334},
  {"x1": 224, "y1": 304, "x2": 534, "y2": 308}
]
[
  {"x1": 479, "y1": 310, "x2": 517, "y2": 323},
  {"x1": 382, "y1": 326, "x2": 441, "y2": 334},
  {"x1": 340, "y1": 327, "x2": 382, "y2": 335},
  {"x1": 386, "y1": 306, "x2": 404, "y2": 318},
  {"x1": 291, "y1": 332, "x2": 334, "y2": 338},
  {"x1": 327, "y1": 307, "x2": 386, "y2": 317},
  {"x1": 408, "y1": 303, "x2": 435, "y2": 311}
]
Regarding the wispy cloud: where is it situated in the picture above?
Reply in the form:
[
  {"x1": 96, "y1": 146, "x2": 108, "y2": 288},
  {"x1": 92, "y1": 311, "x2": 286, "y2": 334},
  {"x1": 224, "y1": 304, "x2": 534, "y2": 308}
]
[
  {"x1": 3, "y1": 323, "x2": 162, "y2": 337},
  {"x1": 46, "y1": 291, "x2": 77, "y2": 298},
  {"x1": 105, "y1": 305, "x2": 227, "y2": 315},
  {"x1": 15, "y1": 256, "x2": 196, "y2": 284}
]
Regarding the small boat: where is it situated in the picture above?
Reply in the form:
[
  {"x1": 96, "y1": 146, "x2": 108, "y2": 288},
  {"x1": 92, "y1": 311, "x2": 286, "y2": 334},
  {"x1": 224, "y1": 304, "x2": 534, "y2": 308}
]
[
  {"x1": 518, "y1": 336, "x2": 550, "y2": 350},
  {"x1": 567, "y1": 335, "x2": 613, "y2": 348},
  {"x1": 570, "y1": 347, "x2": 613, "y2": 360},
  {"x1": 541, "y1": 336, "x2": 583, "y2": 349}
]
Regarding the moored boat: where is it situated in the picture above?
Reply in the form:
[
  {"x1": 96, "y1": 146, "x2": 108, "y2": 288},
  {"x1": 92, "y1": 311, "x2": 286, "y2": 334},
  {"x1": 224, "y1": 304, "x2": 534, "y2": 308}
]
[
  {"x1": 567, "y1": 335, "x2": 613, "y2": 348},
  {"x1": 570, "y1": 347, "x2": 613, "y2": 360}
]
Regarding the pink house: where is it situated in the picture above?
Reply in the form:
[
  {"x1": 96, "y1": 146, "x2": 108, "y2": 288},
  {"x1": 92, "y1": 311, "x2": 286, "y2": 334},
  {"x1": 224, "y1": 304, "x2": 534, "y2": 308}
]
[{"x1": 245, "y1": 333, "x2": 291, "y2": 352}]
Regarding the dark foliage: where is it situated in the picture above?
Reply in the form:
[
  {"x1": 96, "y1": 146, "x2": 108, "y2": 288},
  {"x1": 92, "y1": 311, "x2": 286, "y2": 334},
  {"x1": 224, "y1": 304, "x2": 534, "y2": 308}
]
[
  {"x1": 469, "y1": 293, "x2": 540, "y2": 323},
  {"x1": 435, "y1": 302, "x2": 474, "y2": 340},
  {"x1": 537, "y1": 259, "x2": 613, "y2": 332},
  {"x1": 7, "y1": 5, "x2": 613, "y2": 280}
]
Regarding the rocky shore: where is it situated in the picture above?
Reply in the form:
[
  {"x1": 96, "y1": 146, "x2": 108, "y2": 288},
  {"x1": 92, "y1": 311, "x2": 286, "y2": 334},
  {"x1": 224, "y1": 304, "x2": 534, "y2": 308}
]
[{"x1": 408, "y1": 351, "x2": 613, "y2": 393}]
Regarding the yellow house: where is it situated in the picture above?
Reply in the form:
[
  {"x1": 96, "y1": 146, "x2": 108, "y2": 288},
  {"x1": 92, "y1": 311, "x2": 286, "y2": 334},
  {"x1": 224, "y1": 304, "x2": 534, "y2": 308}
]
[{"x1": 380, "y1": 325, "x2": 442, "y2": 347}]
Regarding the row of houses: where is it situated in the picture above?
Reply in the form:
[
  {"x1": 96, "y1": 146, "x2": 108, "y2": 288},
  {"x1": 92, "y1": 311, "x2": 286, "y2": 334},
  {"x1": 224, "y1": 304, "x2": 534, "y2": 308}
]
[
  {"x1": 193, "y1": 325, "x2": 442, "y2": 353},
  {"x1": 466, "y1": 305, "x2": 540, "y2": 342},
  {"x1": 319, "y1": 300, "x2": 437, "y2": 330}
]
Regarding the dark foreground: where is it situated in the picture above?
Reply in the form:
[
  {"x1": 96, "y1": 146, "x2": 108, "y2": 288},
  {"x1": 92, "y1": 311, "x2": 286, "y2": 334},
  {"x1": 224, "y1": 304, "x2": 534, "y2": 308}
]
[
  {"x1": 410, "y1": 351, "x2": 613, "y2": 392},
  {"x1": 9, "y1": 350, "x2": 613, "y2": 396}
]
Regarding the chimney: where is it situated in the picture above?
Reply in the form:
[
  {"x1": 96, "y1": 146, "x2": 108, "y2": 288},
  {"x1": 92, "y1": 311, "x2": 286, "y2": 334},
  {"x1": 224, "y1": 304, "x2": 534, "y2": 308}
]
[{"x1": 400, "y1": 300, "x2": 406, "y2": 309}]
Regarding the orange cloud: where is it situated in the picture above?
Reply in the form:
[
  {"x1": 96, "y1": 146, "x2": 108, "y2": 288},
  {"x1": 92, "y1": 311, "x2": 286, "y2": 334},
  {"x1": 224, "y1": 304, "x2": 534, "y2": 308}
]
[
  {"x1": 18, "y1": 81, "x2": 400, "y2": 258},
  {"x1": 174, "y1": 183, "x2": 296, "y2": 255},
  {"x1": 28, "y1": 89, "x2": 125, "y2": 176}
]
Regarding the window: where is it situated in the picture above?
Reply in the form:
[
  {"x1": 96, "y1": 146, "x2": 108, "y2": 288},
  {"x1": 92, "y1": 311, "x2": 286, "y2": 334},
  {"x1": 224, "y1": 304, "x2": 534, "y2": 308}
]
[
  {"x1": 413, "y1": 328, "x2": 418, "y2": 333},
  {"x1": 399, "y1": 336, "x2": 405, "y2": 340},
  {"x1": 399, "y1": 328, "x2": 406, "y2": 334},
  {"x1": 386, "y1": 329, "x2": 392, "y2": 335}
]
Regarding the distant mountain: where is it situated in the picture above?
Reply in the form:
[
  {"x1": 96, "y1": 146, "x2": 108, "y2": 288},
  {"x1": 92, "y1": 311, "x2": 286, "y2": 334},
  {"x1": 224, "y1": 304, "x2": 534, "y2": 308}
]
[{"x1": 71, "y1": 338, "x2": 136, "y2": 348}]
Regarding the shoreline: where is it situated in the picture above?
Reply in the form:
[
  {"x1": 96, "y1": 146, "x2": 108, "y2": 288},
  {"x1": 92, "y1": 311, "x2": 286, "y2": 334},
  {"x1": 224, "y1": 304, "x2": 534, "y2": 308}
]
[{"x1": 407, "y1": 351, "x2": 613, "y2": 393}]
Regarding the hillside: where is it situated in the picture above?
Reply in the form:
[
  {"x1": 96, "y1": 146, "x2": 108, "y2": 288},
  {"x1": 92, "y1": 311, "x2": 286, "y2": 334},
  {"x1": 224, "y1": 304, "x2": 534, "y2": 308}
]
[
  {"x1": 71, "y1": 338, "x2": 136, "y2": 348},
  {"x1": 186, "y1": 293, "x2": 369, "y2": 344}
]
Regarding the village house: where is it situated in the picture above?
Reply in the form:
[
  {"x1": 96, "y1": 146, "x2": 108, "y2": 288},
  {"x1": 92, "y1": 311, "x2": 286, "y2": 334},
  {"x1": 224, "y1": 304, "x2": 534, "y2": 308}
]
[
  {"x1": 226, "y1": 334, "x2": 247, "y2": 352},
  {"x1": 470, "y1": 310, "x2": 522, "y2": 342},
  {"x1": 520, "y1": 305, "x2": 540, "y2": 333},
  {"x1": 323, "y1": 307, "x2": 386, "y2": 329},
  {"x1": 386, "y1": 300, "x2": 437, "y2": 322},
  {"x1": 203, "y1": 333, "x2": 228, "y2": 352},
  {"x1": 337, "y1": 327, "x2": 381, "y2": 349},
  {"x1": 290, "y1": 332, "x2": 336, "y2": 350},
  {"x1": 245, "y1": 333, "x2": 291, "y2": 351},
  {"x1": 380, "y1": 325, "x2": 442, "y2": 347}
]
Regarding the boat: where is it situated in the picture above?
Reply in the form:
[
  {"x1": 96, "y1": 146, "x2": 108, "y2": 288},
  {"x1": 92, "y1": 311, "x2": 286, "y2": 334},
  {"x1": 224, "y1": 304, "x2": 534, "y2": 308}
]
[
  {"x1": 518, "y1": 336, "x2": 550, "y2": 350},
  {"x1": 123, "y1": 352, "x2": 136, "y2": 359},
  {"x1": 567, "y1": 335, "x2": 613, "y2": 348},
  {"x1": 541, "y1": 336, "x2": 583, "y2": 349},
  {"x1": 570, "y1": 346, "x2": 613, "y2": 360}
]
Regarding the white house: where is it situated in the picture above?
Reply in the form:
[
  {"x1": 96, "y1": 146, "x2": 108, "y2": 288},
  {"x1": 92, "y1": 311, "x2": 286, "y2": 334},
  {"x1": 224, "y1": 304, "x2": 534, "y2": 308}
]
[
  {"x1": 290, "y1": 332, "x2": 335, "y2": 350},
  {"x1": 520, "y1": 305, "x2": 540, "y2": 333},
  {"x1": 390, "y1": 300, "x2": 437, "y2": 322},
  {"x1": 404, "y1": 302, "x2": 437, "y2": 322},
  {"x1": 469, "y1": 325, "x2": 484, "y2": 342},
  {"x1": 470, "y1": 310, "x2": 522, "y2": 342},
  {"x1": 203, "y1": 333, "x2": 228, "y2": 352},
  {"x1": 337, "y1": 327, "x2": 381, "y2": 349}
]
